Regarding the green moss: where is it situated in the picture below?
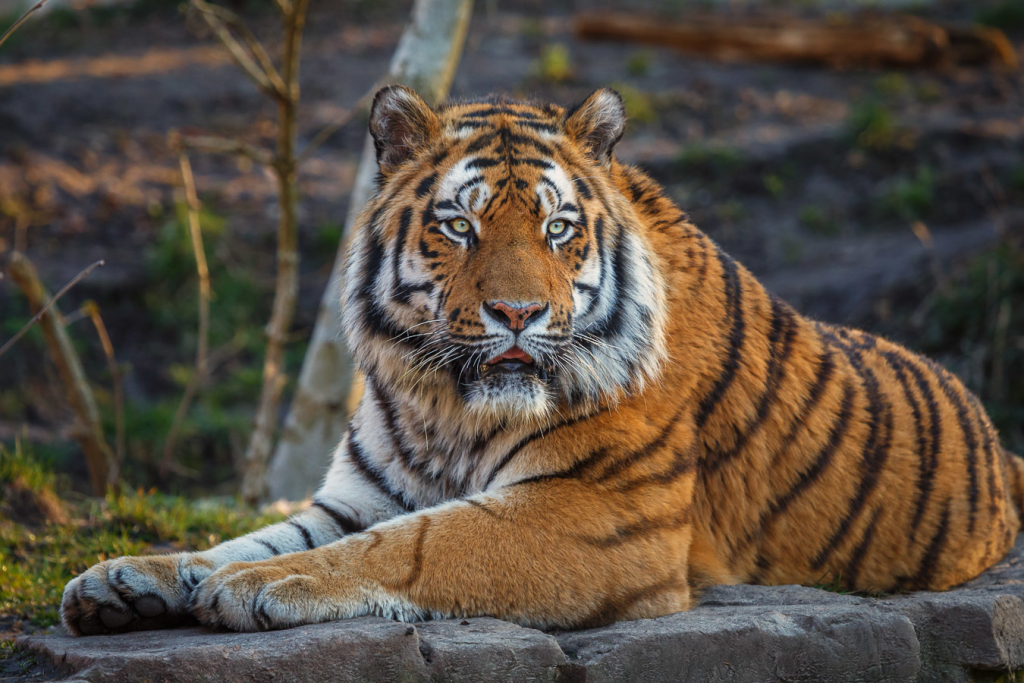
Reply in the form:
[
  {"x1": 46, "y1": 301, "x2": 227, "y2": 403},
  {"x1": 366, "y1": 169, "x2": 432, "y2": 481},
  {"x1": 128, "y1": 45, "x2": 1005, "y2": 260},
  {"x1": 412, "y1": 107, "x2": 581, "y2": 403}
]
[
  {"x1": 847, "y1": 100, "x2": 900, "y2": 151},
  {"x1": 763, "y1": 172, "x2": 786, "y2": 200},
  {"x1": 676, "y1": 144, "x2": 743, "y2": 175},
  {"x1": 626, "y1": 51, "x2": 653, "y2": 78},
  {"x1": 799, "y1": 205, "x2": 842, "y2": 237},
  {"x1": 535, "y1": 44, "x2": 573, "y2": 83},
  {"x1": 874, "y1": 73, "x2": 910, "y2": 99},
  {"x1": 881, "y1": 165, "x2": 935, "y2": 221}
]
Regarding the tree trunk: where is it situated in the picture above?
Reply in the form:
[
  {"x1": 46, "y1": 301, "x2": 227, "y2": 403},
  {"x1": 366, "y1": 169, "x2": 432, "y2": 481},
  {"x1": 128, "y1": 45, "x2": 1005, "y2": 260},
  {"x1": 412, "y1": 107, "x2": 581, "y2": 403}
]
[{"x1": 266, "y1": 0, "x2": 473, "y2": 501}]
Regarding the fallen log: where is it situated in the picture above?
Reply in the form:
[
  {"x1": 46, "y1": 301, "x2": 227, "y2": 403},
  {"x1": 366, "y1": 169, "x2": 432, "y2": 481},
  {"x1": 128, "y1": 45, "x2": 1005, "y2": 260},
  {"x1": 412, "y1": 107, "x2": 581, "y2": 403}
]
[{"x1": 574, "y1": 12, "x2": 1017, "y2": 70}]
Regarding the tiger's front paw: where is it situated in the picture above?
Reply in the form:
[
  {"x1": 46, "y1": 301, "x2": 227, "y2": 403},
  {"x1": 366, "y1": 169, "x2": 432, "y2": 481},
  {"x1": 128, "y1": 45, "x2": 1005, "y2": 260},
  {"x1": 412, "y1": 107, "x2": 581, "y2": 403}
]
[
  {"x1": 189, "y1": 559, "x2": 332, "y2": 632},
  {"x1": 61, "y1": 553, "x2": 214, "y2": 636}
]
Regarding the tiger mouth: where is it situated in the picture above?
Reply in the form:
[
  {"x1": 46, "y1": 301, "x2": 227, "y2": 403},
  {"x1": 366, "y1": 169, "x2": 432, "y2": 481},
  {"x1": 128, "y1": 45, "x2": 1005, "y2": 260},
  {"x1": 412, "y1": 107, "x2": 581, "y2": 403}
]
[{"x1": 479, "y1": 347, "x2": 550, "y2": 382}]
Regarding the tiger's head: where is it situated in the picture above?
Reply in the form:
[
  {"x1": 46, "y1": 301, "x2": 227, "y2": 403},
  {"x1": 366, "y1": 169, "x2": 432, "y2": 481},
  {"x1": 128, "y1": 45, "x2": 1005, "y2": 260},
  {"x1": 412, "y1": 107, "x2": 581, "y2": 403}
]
[{"x1": 343, "y1": 86, "x2": 667, "y2": 422}]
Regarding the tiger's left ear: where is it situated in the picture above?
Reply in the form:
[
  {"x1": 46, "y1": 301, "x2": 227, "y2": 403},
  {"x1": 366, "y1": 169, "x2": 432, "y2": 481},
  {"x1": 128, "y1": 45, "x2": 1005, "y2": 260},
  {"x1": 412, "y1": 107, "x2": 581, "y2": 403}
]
[
  {"x1": 564, "y1": 88, "x2": 626, "y2": 166},
  {"x1": 369, "y1": 85, "x2": 440, "y2": 174}
]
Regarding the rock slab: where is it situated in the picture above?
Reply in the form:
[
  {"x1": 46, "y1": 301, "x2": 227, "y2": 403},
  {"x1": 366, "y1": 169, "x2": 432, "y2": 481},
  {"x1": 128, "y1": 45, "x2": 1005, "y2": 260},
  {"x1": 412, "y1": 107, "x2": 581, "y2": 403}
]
[{"x1": 20, "y1": 537, "x2": 1024, "y2": 682}]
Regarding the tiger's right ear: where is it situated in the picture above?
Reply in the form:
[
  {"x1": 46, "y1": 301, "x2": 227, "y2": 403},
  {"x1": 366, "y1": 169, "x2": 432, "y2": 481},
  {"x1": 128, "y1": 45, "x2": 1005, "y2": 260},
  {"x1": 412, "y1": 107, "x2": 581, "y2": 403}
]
[{"x1": 369, "y1": 85, "x2": 440, "y2": 175}]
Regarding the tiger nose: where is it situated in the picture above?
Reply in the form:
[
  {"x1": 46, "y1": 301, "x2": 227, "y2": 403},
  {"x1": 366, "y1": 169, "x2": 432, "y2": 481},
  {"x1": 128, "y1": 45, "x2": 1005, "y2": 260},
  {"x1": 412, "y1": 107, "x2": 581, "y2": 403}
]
[{"x1": 483, "y1": 301, "x2": 547, "y2": 332}]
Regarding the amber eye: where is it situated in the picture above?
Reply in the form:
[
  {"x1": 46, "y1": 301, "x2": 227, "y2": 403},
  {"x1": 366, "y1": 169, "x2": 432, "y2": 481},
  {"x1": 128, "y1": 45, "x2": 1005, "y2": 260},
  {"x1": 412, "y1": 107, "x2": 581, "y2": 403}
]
[
  {"x1": 547, "y1": 219, "x2": 568, "y2": 236},
  {"x1": 451, "y1": 218, "x2": 472, "y2": 234}
]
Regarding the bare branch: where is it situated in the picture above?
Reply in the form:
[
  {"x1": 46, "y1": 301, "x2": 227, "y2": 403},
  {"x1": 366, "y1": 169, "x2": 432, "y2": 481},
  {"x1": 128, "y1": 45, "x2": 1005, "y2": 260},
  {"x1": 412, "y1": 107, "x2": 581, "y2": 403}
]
[
  {"x1": 162, "y1": 153, "x2": 212, "y2": 475},
  {"x1": 7, "y1": 253, "x2": 117, "y2": 495},
  {"x1": 0, "y1": 258, "x2": 105, "y2": 360},
  {"x1": 189, "y1": 0, "x2": 285, "y2": 100},
  {"x1": 82, "y1": 300, "x2": 125, "y2": 469},
  {"x1": 296, "y1": 83, "x2": 382, "y2": 165},
  {"x1": 0, "y1": 0, "x2": 47, "y2": 50},
  {"x1": 191, "y1": 0, "x2": 287, "y2": 96},
  {"x1": 240, "y1": 0, "x2": 309, "y2": 503},
  {"x1": 177, "y1": 132, "x2": 275, "y2": 167},
  {"x1": 273, "y1": 0, "x2": 293, "y2": 17}
]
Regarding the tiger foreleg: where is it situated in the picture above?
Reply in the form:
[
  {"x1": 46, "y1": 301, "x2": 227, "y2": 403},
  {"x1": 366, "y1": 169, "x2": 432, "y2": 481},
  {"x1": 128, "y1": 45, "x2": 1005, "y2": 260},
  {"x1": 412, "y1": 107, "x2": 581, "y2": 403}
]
[
  {"x1": 190, "y1": 479, "x2": 694, "y2": 632},
  {"x1": 60, "y1": 436, "x2": 405, "y2": 636}
]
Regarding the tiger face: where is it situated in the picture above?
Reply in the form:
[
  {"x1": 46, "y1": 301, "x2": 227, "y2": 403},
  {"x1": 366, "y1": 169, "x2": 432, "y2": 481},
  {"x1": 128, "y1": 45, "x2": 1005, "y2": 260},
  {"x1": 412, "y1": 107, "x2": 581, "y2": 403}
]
[{"x1": 342, "y1": 87, "x2": 667, "y2": 421}]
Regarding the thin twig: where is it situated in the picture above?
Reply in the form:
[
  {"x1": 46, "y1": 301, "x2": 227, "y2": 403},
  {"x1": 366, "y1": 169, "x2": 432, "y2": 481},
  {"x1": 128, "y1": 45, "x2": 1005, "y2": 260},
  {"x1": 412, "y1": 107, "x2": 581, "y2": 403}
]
[
  {"x1": 240, "y1": 0, "x2": 309, "y2": 503},
  {"x1": 190, "y1": 0, "x2": 285, "y2": 100},
  {"x1": 178, "y1": 133, "x2": 275, "y2": 167},
  {"x1": 0, "y1": 258, "x2": 105, "y2": 360},
  {"x1": 7, "y1": 252, "x2": 116, "y2": 495},
  {"x1": 82, "y1": 300, "x2": 125, "y2": 468},
  {"x1": 161, "y1": 153, "x2": 212, "y2": 475},
  {"x1": 296, "y1": 83, "x2": 381, "y2": 164},
  {"x1": 191, "y1": 0, "x2": 287, "y2": 97},
  {"x1": 0, "y1": 0, "x2": 47, "y2": 50}
]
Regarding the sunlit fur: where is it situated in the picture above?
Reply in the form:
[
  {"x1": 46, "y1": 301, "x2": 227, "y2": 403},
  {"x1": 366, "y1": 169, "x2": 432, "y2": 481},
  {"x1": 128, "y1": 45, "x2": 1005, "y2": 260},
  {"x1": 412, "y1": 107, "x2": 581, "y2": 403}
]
[{"x1": 62, "y1": 87, "x2": 1024, "y2": 636}]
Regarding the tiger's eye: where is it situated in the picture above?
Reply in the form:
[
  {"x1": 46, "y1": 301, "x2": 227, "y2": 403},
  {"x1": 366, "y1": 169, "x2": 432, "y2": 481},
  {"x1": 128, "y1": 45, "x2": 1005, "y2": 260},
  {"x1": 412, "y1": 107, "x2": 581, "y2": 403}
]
[
  {"x1": 548, "y1": 220, "x2": 567, "y2": 236},
  {"x1": 452, "y1": 218, "x2": 471, "y2": 234}
]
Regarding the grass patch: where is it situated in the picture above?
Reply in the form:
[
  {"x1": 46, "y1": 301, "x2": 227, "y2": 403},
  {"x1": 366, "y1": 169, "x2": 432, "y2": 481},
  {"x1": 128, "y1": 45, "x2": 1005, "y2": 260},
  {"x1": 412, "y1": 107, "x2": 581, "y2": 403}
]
[
  {"x1": 535, "y1": 44, "x2": 573, "y2": 83},
  {"x1": 847, "y1": 100, "x2": 900, "y2": 151},
  {"x1": 881, "y1": 165, "x2": 935, "y2": 221},
  {"x1": 676, "y1": 144, "x2": 743, "y2": 177},
  {"x1": 0, "y1": 445, "x2": 283, "y2": 628},
  {"x1": 626, "y1": 51, "x2": 653, "y2": 78},
  {"x1": 916, "y1": 239, "x2": 1024, "y2": 453},
  {"x1": 799, "y1": 204, "x2": 842, "y2": 237}
]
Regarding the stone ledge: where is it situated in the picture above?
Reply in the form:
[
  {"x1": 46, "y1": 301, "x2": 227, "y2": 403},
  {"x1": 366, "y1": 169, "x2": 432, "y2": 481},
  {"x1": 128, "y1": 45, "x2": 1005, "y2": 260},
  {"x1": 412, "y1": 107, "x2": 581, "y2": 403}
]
[{"x1": 19, "y1": 537, "x2": 1024, "y2": 682}]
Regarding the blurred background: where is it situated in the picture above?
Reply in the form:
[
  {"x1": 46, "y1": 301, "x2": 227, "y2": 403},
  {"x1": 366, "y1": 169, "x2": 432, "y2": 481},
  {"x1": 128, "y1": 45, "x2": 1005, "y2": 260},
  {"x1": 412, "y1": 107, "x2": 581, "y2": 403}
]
[{"x1": 0, "y1": 0, "x2": 1022, "y2": 645}]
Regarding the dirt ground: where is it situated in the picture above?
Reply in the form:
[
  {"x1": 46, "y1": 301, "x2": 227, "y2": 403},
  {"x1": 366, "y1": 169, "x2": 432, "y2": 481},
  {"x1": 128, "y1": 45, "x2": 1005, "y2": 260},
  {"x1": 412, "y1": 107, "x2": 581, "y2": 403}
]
[{"x1": 1, "y1": 0, "x2": 1023, "y2": 492}]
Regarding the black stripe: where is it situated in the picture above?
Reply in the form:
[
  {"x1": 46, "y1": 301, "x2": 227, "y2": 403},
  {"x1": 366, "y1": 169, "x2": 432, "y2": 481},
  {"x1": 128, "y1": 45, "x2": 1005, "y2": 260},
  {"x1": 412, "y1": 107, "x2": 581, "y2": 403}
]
[
  {"x1": 811, "y1": 331, "x2": 894, "y2": 570},
  {"x1": 615, "y1": 444, "x2": 698, "y2": 492},
  {"x1": 466, "y1": 157, "x2": 500, "y2": 170},
  {"x1": 348, "y1": 428, "x2": 415, "y2": 512},
  {"x1": 884, "y1": 350, "x2": 941, "y2": 543},
  {"x1": 461, "y1": 106, "x2": 541, "y2": 120},
  {"x1": 415, "y1": 173, "x2": 437, "y2": 198},
  {"x1": 695, "y1": 250, "x2": 745, "y2": 429},
  {"x1": 485, "y1": 408, "x2": 606, "y2": 489},
  {"x1": 254, "y1": 538, "x2": 281, "y2": 556},
  {"x1": 580, "y1": 510, "x2": 691, "y2": 548},
  {"x1": 922, "y1": 358, "x2": 979, "y2": 533},
  {"x1": 842, "y1": 506, "x2": 883, "y2": 589},
  {"x1": 968, "y1": 394, "x2": 1001, "y2": 516},
  {"x1": 312, "y1": 500, "x2": 365, "y2": 535},
  {"x1": 371, "y1": 378, "x2": 446, "y2": 487},
  {"x1": 747, "y1": 381, "x2": 856, "y2": 560},
  {"x1": 596, "y1": 403, "x2": 688, "y2": 482},
  {"x1": 573, "y1": 176, "x2": 592, "y2": 199},
  {"x1": 706, "y1": 295, "x2": 796, "y2": 473},
  {"x1": 768, "y1": 346, "x2": 837, "y2": 470},
  {"x1": 288, "y1": 520, "x2": 315, "y2": 550},
  {"x1": 902, "y1": 501, "x2": 951, "y2": 589},
  {"x1": 465, "y1": 133, "x2": 496, "y2": 154},
  {"x1": 391, "y1": 206, "x2": 433, "y2": 305}
]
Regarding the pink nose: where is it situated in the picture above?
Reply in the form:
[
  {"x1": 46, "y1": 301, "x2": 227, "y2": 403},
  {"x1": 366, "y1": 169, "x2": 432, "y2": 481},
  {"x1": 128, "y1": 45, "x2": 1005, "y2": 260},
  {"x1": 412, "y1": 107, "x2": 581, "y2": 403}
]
[{"x1": 484, "y1": 301, "x2": 546, "y2": 331}]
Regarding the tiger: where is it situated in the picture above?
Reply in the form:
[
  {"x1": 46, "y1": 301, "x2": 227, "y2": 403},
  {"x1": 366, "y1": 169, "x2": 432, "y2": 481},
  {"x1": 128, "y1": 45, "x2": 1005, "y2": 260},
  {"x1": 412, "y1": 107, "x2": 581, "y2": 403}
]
[{"x1": 61, "y1": 86, "x2": 1024, "y2": 636}]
